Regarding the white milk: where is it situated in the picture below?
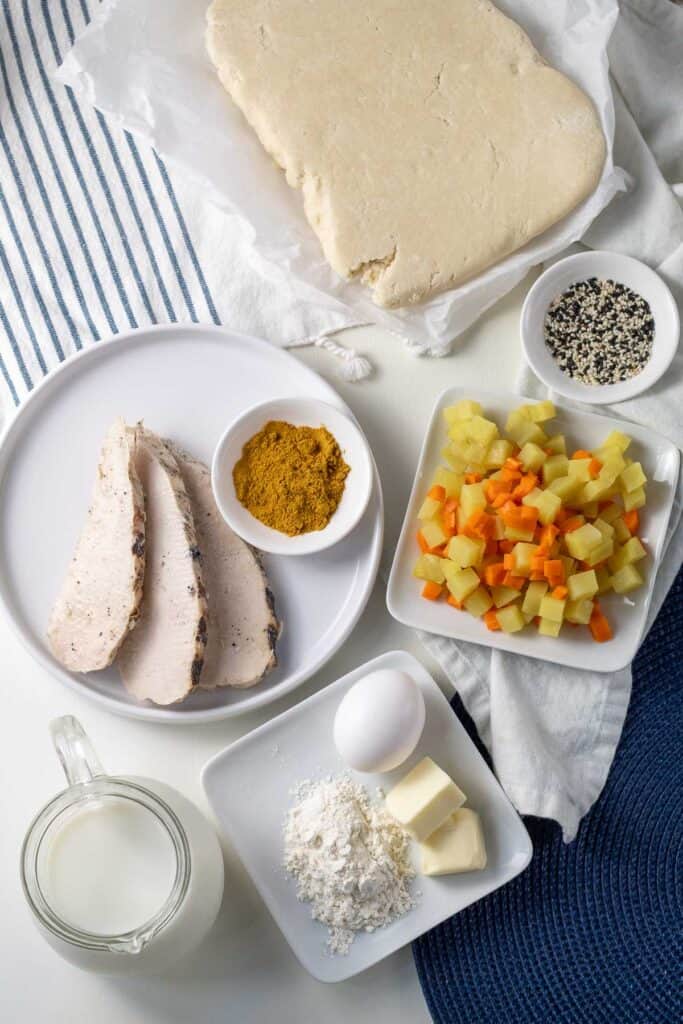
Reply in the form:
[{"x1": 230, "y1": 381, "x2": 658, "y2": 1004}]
[{"x1": 44, "y1": 797, "x2": 177, "y2": 936}]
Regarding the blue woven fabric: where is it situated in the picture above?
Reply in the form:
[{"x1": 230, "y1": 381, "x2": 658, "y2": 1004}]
[{"x1": 414, "y1": 566, "x2": 683, "y2": 1024}]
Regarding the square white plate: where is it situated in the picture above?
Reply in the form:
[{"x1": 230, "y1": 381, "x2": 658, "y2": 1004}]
[
  {"x1": 201, "y1": 650, "x2": 532, "y2": 982},
  {"x1": 386, "y1": 389, "x2": 680, "y2": 673}
]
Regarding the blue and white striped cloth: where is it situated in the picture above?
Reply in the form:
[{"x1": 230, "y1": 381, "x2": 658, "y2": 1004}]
[{"x1": 0, "y1": 0, "x2": 224, "y2": 410}]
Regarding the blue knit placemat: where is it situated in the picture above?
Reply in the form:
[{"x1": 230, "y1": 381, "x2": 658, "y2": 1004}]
[{"x1": 414, "y1": 566, "x2": 683, "y2": 1024}]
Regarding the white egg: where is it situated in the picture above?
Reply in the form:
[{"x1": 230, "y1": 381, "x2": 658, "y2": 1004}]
[{"x1": 333, "y1": 669, "x2": 426, "y2": 773}]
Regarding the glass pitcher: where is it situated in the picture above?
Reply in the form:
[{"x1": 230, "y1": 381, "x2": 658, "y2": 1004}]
[{"x1": 21, "y1": 716, "x2": 224, "y2": 974}]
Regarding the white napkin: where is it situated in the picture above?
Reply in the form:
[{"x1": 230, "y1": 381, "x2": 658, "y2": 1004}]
[
  {"x1": 55, "y1": 0, "x2": 625, "y2": 358},
  {"x1": 420, "y1": 0, "x2": 683, "y2": 841}
]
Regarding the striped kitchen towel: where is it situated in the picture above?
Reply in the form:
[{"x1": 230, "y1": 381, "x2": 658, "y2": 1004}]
[{"x1": 0, "y1": 0, "x2": 358, "y2": 418}]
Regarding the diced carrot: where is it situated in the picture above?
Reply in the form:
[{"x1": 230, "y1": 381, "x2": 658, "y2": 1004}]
[
  {"x1": 588, "y1": 458, "x2": 602, "y2": 479},
  {"x1": 539, "y1": 524, "x2": 560, "y2": 548},
  {"x1": 429, "y1": 543, "x2": 447, "y2": 556},
  {"x1": 484, "y1": 563, "x2": 507, "y2": 587},
  {"x1": 501, "y1": 467, "x2": 522, "y2": 484},
  {"x1": 544, "y1": 559, "x2": 565, "y2": 585},
  {"x1": 485, "y1": 538, "x2": 499, "y2": 556},
  {"x1": 530, "y1": 555, "x2": 546, "y2": 573},
  {"x1": 571, "y1": 449, "x2": 592, "y2": 460},
  {"x1": 484, "y1": 609, "x2": 501, "y2": 631},
  {"x1": 503, "y1": 572, "x2": 526, "y2": 590},
  {"x1": 562, "y1": 516, "x2": 584, "y2": 534},
  {"x1": 447, "y1": 594, "x2": 463, "y2": 610},
  {"x1": 554, "y1": 507, "x2": 570, "y2": 525},
  {"x1": 485, "y1": 478, "x2": 510, "y2": 503},
  {"x1": 529, "y1": 570, "x2": 546, "y2": 581},
  {"x1": 504, "y1": 457, "x2": 522, "y2": 471},
  {"x1": 444, "y1": 497, "x2": 459, "y2": 514},
  {"x1": 589, "y1": 603, "x2": 613, "y2": 642},
  {"x1": 503, "y1": 553, "x2": 516, "y2": 571},
  {"x1": 519, "y1": 505, "x2": 539, "y2": 525},
  {"x1": 492, "y1": 491, "x2": 514, "y2": 508},
  {"x1": 623, "y1": 510, "x2": 640, "y2": 534},
  {"x1": 464, "y1": 472, "x2": 482, "y2": 484},
  {"x1": 427, "y1": 485, "x2": 446, "y2": 502},
  {"x1": 442, "y1": 509, "x2": 457, "y2": 536},
  {"x1": 499, "y1": 540, "x2": 515, "y2": 553},
  {"x1": 552, "y1": 585, "x2": 568, "y2": 600},
  {"x1": 421, "y1": 581, "x2": 443, "y2": 600},
  {"x1": 513, "y1": 474, "x2": 538, "y2": 499},
  {"x1": 417, "y1": 530, "x2": 430, "y2": 553}
]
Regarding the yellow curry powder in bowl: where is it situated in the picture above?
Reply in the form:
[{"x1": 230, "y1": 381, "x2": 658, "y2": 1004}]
[{"x1": 232, "y1": 420, "x2": 351, "y2": 536}]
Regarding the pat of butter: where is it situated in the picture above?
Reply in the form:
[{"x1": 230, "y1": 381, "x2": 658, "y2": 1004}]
[
  {"x1": 420, "y1": 808, "x2": 487, "y2": 876},
  {"x1": 385, "y1": 757, "x2": 466, "y2": 842}
]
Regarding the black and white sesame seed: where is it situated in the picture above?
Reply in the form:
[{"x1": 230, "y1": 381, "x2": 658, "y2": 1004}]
[{"x1": 544, "y1": 277, "x2": 654, "y2": 386}]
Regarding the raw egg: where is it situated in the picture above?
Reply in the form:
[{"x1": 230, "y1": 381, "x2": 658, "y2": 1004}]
[{"x1": 333, "y1": 669, "x2": 426, "y2": 773}]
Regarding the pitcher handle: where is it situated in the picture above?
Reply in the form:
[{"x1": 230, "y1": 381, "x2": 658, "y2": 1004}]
[{"x1": 50, "y1": 715, "x2": 105, "y2": 786}]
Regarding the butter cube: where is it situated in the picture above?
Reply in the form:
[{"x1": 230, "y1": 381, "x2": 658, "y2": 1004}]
[
  {"x1": 420, "y1": 808, "x2": 487, "y2": 876},
  {"x1": 385, "y1": 757, "x2": 466, "y2": 842}
]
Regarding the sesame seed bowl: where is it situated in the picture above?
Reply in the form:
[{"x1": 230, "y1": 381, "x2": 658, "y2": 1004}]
[{"x1": 521, "y1": 251, "x2": 679, "y2": 405}]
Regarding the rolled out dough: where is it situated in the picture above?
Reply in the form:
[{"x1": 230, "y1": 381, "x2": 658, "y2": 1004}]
[{"x1": 206, "y1": 0, "x2": 606, "y2": 308}]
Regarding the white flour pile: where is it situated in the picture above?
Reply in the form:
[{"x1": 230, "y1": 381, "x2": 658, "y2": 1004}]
[{"x1": 283, "y1": 774, "x2": 417, "y2": 955}]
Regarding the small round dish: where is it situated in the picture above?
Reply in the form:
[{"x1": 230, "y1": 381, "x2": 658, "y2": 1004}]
[
  {"x1": 212, "y1": 397, "x2": 374, "y2": 555},
  {"x1": 521, "y1": 251, "x2": 679, "y2": 405}
]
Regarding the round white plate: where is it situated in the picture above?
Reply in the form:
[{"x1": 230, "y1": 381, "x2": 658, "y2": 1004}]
[
  {"x1": 0, "y1": 325, "x2": 383, "y2": 723},
  {"x1": 521, "y1": 251, "x2": 680, "y2": 405}
]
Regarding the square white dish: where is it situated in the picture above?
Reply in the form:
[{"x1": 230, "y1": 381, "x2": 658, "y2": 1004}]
[
  {"x1": 201, "y1": 650, "x2": 532, "y2": 983},
  {"x1": 386, "y1": 389, "x2": 680, "y2": 673}
]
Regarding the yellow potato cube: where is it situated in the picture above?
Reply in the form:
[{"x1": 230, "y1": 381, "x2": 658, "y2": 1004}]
[
  {"x1": 466, "y1": 415, "x2": 499, "y2": 446},
  {"x1": 459, "y1": 482, "x2": 487, "y2": 520},
  {"x1": 593, "y1": 518, "x2": 615, "y2": 539},
  {"x1": 620, "y1": 462, "x2": 647, "y2": 493},
  {"x1": 506, "y1": 413, "x2": 547, "y2": 446},
  {"x1": 613, "y1": 517, "x2": 631, "y2": 544},
  {"x1": 444, "y1": 400, "x2": 483, "y2": 424},
  {"x1": 564, "y1": 523, "x2": 603, "y2": 560},
  {"x1": 463, "y1": 585, "x2": 494, "y2": 618},
  {"x1": 420, "y1": 520, "x2": 448, "y2": 550},
  {"x1": 560, "y1": 555, "x2": 577, "y2": 578},
  {"x1": 522, "y1": 580, "x2": 548, "y2": 617},
  {"x1": 545, "y1": 434, "x2": 567, "y2": 455},
  {"x1": 504, "y1": 523, "x2": 536, "y2": 543},
  {"x1": 441, "y1": 445, "x2": 467, "y2": 471},
  {"x1": 450, "y1": 438, "x2": 489, "y2": 468},
  {"x1": 542, "y1": 455, "x2": 569, "y2": 484},
  {"x1": 598, "y1": 502, "x2": 622, "y2": 524},
  {"x1": 565, "y1": 598, "x2": 594, "y2": 624},
  {"x1": 582, "y1": 501, "x2": 600, "y2": 520},
  {"x1": 486, "y1": 439, "x2": 514, "y2": 469},
  {"x1": 432, "y1": 467, "x2": 464, "y2": 499},
  {"x1": 584, "y1": 538, "x2": 614, "y2": 567},
  {"x1": 511, "y1": 542, "x2": 538, "y2": 575},
  {"x1": 623, "y1": 487, "x2": 646, "y2": 512},
  {"x1": 580, "y1": 477, "x2": 615, "y2": 504},
  {"x1": 496, "y1": 604, "x2": 526, "y2": 633},
  {"x1": 518, "y1": 442, "x2": 548, "y2": 473},
  {"x1": 539, "y1": 595, "x2": 566, "y2": 623},
  {"x1": 596, "y1": 450, "x2": 626, "y2": 477},
  {"x1": 602, "y1": 430, "x2": 631, "y2": 453},
  {"x1": 418, "y1": 496, "x2": 442, "y2": 521},
  {"x1": 567, "y1": 459, "x2": 592, "y2": 483},
  {"x1": 445, "y1": 566, "x2": 481, "y2": 602},
  {"x1": 567, "y1": 570, "x2": 599, "y2": 601},
  {"x1": 548, "y1": 475, "x2": 584, "y2": 503},
  {"x1": 525, "y1": 488, "x2": 562, "y2": 525},
  {"x1": 608, "y1": 536, "x2": 647, "y2": 573},
  {"x1": 413, "y1": 554, "x2": 446, "y2": 584},
  {"x1": 595, "y1": 565, "x2": 612, "y2": 594},
  {"x1": 538, "y1": 617, "x2": 562, "y2": 637},
  {"x1": 518, "y1": 400, "x2": 557, "y2": 423},
  {"x1": 491, "y1": 585, "x2": 522, "y2": 608},
  {"x1": 610, "y1": 564, "x2": 644, "y2": 594},
  {"x1": 446, "y1": 535, "x2": 485, "y2": 568}
]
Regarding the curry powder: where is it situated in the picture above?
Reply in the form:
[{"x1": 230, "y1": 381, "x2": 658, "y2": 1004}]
[{"x1": 232, "y1": 420, "x2": 350, "y2": 536}]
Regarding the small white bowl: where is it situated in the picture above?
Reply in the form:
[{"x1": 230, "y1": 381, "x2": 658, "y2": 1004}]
[
  {"x1": 211, "y1": 397, "x2": 373, "y2": 555},
  {"x1": 521, "y1": 251, "x2": 679, "y2": 405}
]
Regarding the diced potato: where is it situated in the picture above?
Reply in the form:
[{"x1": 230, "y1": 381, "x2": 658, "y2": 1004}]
[
  {"x1": 538, "y1": 617, "x2": 562, "y2": 637},
  {"x1": 547, "y1": 476, "x2": 583, "y2": 503},
  {"x1": 608, "y1": 536, "x2": 647, "y2": 573},
  {"x1": 492, "y1": 585, "x2": 522, "y2": 608},
  {"x1": 506, "y1": 413, "x2": 547, "y2": 446},
  {"x1": 463, "y1": 586, "x2": 493, "y2": 617},
  {"x1": 459, "y1": 482, "x2": 487, "y2": 520},
  {"x1": 496, "y1": 604, "x2": 526, "y2": 633},
  {"x1": 593, "y1": 518, "x2": 615, "y2": 539},
  {"x1": 620, "y1": 462, "x2": 647, "y2": 493},
  {"x1": 564, "y1": 523, "x2": 603, "y2": 560},
  {"x1": 446, "y1": 535, "x2": 486, "y2": 568},
  {"x1": 545, "y1": 434, "x2": 566, "y2": 455},
  {"x1": 518, "y1": 400, "x2": 556, "y2": 423},
  {"x1": 518, "y1": 442, "x2": 548, "y2": 473},
  {"x1": 582, "y1": 501, "x2": 599, "y2": 520},
  {"x1": 413, "y1": 555, "x2": 446, "y2": 584},
  {"x1": 602, "y1": 430, "x2": 631, "y2": 453},
  {"x1": 486, "y1": 439, "x2": 514, "y2": 469},
  {"x1": 567, "y1": 570, "x2": 599, "y2": 601},
  {"x1": 567, "y1": 459, "x2": 592, "y2": 483},
  {"x1": 597, "y1": 450, "x2": 626, "y2": 478},
  {"x1": 539, "y1": 594, "x2": 566, "y2": 623},
  {"x1": 560, "y1": 555, "x2": 577, "y2": 577},
  {"x1": 623, "y1": 487, "x2": 646, "y2": 512},
  {"x1": 613, "y1": 517, "x2": 631, "y2": 544},
  {"x1": 522, "y1": 488, "x2": 562, "y2": 525},
  {"x1": 584, "y1": 538, "x2": 614, "y2": 567},
  {"x1": 595, "y1": 565, "x2": 612, "y2": 594},
  {"x1": 504, "y1": 524, "x2": 536, "y2": 543},
  {"x1": 522, "y1": 609, "x2": 536, "y2": 625},
  {"x1": 450, "y1": 439, "x2": 489, "y2": 468},
  {"x1": 420, "y1": 520, "x2": 448, "y2": 550},
  {"x1": 599, "y1": 502, "x2": 622, "y2": 524},
  {"x1": 443, "y1": 400, "x2": 483, "y2": 424},
  {"x1": 580, "y1": 477, "x2": 616, "y2": 504},
  {"x1": 511, "y1": 542, "x2": 538, "y2": 575},
  {"x1": 522, "y1": 580, "x2": 548, "y2": 617},
  {"x1": 444, "y1": 566, "x2": 480, "y2": 602},
  {"x1": 432, "y1": 467, "x2": 464, "y2": 499},
  {"x1": 610, "y1": 564, "x2": 644, "y2": 594},
  {"x1": 466, "y1": 415, "x2": 499, "y2": 446},
  {"x1": 565, "y1": 598, "x2": 594, "y2": 624},
  {"x1": 418, "y1": 496, "x2": 442, "y2": 521},
  {"x1": 542, "y1": 455, "x2": 569, "y2": 484}
]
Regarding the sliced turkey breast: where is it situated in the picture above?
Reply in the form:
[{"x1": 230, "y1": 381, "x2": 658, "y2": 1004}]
[
  {"x1": 118, "y1": 427, "x2": 208, "y2": 705},
  {"x1": 167, "y1": 442, "x2": 280, "y2": 689},
  {"x1": 47, "y1": 418, "x2": 145, "y2": 672}
]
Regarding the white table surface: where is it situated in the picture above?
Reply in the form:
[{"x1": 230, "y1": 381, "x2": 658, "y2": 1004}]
[{"x1": 0, "y1": 274, "x2": 529, "y2": 1024}]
